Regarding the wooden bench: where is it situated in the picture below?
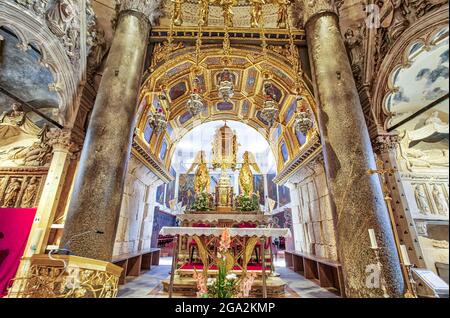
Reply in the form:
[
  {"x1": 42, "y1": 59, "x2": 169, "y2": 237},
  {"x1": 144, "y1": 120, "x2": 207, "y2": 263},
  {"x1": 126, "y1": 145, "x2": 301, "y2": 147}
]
[
  {"x1": 285, "y1": 250, "x2": 345, "y2": 297},
  {"x1": 112, "y1": 248, "x2": 161, "y2": 285}
]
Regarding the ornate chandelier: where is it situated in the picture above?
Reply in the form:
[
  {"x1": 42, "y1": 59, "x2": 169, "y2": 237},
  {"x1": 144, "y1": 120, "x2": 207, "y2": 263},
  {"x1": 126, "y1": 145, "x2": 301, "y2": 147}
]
[
  {"x1": 187, "y1": 77, "x2": 205, "y2": 116},
  {"x1": 218, "y1": 2, "x2": 234, "y2": 103},
  {"x1": 293, "y1": 97, "x2": 314, "y2": 135},
  {"x1": 149, "y1": 107, "x2": 167, "y2": 135},
  {"x1": 260, "y1": 80, "x2": 279, "y2": 127},
  {"x1": 187, "y1": 1, "x2": 206, "y2": 116},
  {"x1": 218, "y1": 69, "x2": 234, "y2": 102}
]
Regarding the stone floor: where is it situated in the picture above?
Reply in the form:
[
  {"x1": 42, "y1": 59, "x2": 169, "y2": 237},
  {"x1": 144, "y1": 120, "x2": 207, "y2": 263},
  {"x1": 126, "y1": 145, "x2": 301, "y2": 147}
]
[{"x1": 117, "y1": 257, "x2": 339, "y2": 298}]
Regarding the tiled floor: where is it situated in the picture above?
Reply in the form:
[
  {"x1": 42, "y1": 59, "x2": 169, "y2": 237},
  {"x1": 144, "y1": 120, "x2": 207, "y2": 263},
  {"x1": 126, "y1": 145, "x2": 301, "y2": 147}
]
[{"x1": 117, "y1": 257, "x2": 339, "y2": 298}]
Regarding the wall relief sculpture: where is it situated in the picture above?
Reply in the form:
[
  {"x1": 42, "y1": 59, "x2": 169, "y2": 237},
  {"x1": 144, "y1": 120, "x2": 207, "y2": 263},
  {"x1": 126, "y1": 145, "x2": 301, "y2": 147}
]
[
  {"x1": 431, "y1": 184, "x2": 448, "y2": 216},
  {"x1": 414, "y1": 183, "x2": 432, "y2": 215},
  {"x1": 0, "y1": 103, "x2": 52, "y2": 167},
  {"x1": 344, "y1": 26, "x2": 364, "y2": 84},
  {"x1": 397, "y1": 111, "x2": 449, "y2": 173}
]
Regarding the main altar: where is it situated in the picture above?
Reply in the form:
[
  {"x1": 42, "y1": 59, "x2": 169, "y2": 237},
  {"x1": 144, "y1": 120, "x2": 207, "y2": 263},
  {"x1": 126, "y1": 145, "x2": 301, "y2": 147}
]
[{"x1": 160, "y1": 123, "x2": 291, "y2": 297}]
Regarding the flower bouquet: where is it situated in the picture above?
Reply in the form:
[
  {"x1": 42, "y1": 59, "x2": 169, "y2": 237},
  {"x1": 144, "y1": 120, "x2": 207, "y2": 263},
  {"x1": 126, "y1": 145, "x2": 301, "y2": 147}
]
[
  {"x1": 235, "y1": 193, "x2": 259, "y2": 212},
  {"x1": 194, "y1": 228, "x2": 258, "y2": 298}
]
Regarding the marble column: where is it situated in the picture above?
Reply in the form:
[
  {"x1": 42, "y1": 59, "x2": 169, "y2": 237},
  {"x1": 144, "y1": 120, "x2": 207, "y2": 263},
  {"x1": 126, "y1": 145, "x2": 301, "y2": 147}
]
[
  {"x1": 301, "y1": 1, "x2": 404, "y2": 297},
  {"x1": 60, "y1": 1, "x2": 161, "y2": 261}
]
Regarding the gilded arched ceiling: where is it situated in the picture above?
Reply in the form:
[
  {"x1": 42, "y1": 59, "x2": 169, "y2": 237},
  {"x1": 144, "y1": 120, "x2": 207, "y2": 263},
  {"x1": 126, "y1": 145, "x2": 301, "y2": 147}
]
[{"x1": 136, "y1": 44, "x2": 317, "y2": 172}]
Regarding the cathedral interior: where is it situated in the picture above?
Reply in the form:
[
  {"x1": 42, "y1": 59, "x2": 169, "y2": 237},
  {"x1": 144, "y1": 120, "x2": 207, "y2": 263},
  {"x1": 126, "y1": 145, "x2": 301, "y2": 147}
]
[{"x1": 0, "y1": 0, "x2": 448, "y2": 299}]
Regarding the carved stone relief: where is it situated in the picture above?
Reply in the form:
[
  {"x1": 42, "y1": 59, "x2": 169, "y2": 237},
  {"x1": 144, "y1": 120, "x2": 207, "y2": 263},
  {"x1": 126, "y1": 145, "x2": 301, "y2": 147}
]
[{"x1": 0, "y1": 170, "x2": 47, "y2": 208}]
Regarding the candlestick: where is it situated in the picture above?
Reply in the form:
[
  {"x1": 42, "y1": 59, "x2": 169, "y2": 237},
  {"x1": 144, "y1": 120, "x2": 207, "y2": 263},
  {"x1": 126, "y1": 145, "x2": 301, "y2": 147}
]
[
  {"x1": 368, "y1": 228, "x2": 378, "y2": 249},
  {"x1": 400, "y1": 244, "x2": 411, "y2": 266}
]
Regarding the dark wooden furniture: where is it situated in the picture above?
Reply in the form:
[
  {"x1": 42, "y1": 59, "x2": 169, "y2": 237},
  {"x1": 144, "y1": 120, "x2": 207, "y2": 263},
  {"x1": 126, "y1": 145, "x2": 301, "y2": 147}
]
[
  {"x1": 112, "y1": 248, "x2": 161, "y2": 285},
  {"x1": 285, "y1": 250, "x2": 345, "y2": 297}
]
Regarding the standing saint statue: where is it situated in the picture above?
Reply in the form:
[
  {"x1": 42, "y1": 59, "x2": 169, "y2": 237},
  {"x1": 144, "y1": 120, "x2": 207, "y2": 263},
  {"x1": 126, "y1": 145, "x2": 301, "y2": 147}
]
[
  {"x1": 2, "y1": 179, "x2": 22, "y2": 208},
  {"x1": 21, "y1": 177, "x2": 38, "y2": 208},
  {"x1": 432, "y1": 185, "x2": 448, "y2": 216},
  {"x1": 275, "y1": 0, "x2": 289, "y2": 29},
  {"x1": 187, "y1": 151, "x2": 210, "y2": 193},
  {"x1": 250, "y1": 0, "x2": 265, "y2": 28},
  {"x1": 239, "y1": 151, "x2": 261, "y2": 196},
  {"x1": 415, "y1": 184, "x2": 431, "y2": 215}
]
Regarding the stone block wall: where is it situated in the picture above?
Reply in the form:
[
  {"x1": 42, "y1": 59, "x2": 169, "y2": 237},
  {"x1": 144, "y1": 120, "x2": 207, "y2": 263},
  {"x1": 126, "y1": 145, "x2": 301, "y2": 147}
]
[
  {"x1": 289, "y1": 160, "x2": 338, "y2": 261},
  {"x1": 113, "y1": 155, "x2": 161, "y2": 256}
]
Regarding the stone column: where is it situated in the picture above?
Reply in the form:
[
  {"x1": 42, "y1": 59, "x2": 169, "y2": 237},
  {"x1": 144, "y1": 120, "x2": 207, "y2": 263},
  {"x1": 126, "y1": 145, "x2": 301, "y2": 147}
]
[
  {"x1": 60, "y1": 1, "x2": 161, "y2": 261},
  {"x1": 301, "y1": 0, "x2": 404, "y2": 297}
]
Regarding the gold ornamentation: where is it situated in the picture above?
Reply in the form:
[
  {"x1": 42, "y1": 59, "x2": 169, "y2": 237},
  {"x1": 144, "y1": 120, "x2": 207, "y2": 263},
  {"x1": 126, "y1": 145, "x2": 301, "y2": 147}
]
[
  {"x1": 150, "y1": 41, "x2": 185, "y2": 69},
  {"x1": 20, "y1": 176, "x2": 38, "y2": 208},
  {"x1": 239, "y1": 151, "x2": 261, "y2": 196},
  {"x1": 250, "y1": 0, "x2": 265, "y2": 28},
  {"x1": 8, "y1": 255, "x2": 121, "y2": 298},
  {"x1": 187, "y1": 151, "x2": 210, "y2": 193},
  {"x1": 171, "y1": 0, "x2": 184, "y2": 26},
  {"x1": 274, "y1": 0, "x2": 289, "y2": 28},
  {"x1": 220, "y1": 0, "x2": 237, "y2": 27}
]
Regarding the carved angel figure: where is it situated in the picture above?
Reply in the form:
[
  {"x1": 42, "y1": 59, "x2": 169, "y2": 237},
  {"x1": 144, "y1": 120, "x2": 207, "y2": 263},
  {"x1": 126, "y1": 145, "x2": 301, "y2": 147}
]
[
  {"x1": 187, "y1": 151, "x2": 210, "y2": 193},
  {"x1": 250, "y1": 0, "x2": 265, "y2": 28},
  {"x1": 275, "y1": 0, "x2": 289, "y2": 29},
  {"x1": 239, "y1": 151, "x2": 261, "y2": 196}
]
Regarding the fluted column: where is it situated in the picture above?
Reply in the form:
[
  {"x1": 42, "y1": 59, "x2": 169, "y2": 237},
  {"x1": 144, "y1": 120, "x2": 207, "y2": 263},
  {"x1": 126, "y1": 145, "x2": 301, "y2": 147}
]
[
  {"x1": 61, "y1": 1, "x2": 161, "y2": 261},
  {"x1": 301, "y1": 0, "x2": 404, "y2": 297}
]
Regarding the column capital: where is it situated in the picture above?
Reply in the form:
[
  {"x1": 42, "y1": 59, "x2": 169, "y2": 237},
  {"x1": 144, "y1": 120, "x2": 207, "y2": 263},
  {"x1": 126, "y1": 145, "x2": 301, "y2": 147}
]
[
  {"x1": 372, "y1": 133, "x2": 401, "y2": 153},
  {"x1": 298, "y1": 0, "x2": 337, "y2": 27},
  {"x1": 116, "y1": 0, "x2": 163, "y2": 26},
  {"x1": 46, "y1": 128, "x2": 79, "y2": 154}
]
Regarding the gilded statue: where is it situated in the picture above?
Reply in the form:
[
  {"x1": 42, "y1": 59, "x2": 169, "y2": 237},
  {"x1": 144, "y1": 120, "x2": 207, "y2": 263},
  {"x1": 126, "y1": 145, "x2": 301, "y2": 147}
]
[
  {"x1": 2, "y1": 179, "x2": 22, "y2": 208},
  {"x1": 239, "y1": 151, "x2": 261, "y2": 196},
  {"x1": 187, "y1": 151, "x2": 210, "y2": 193},
  {"x1": 171, "y1": 0, "x2": 184, "y2": 26},
  {"x1": 199, "y1": 0, "x2": 210, "y2": 26},
  {"x1": 220, "y1": 0, "x2": 237, "y2": 27},
  {"x1": 275, "y1": 0, "x2": 289, "y2": 29},
  {"x1": 21, "y1": 177, "x2": 38, "y2": 208},
  {"x1": 250, "y1": 0, "x2": 265, "y2": 28}
]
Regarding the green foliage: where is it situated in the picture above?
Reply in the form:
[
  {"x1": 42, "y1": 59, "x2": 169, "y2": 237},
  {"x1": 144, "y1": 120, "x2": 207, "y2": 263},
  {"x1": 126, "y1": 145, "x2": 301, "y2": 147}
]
[
  {"x1": 206, "y1": 260, "x2": 238, "y2": 298},
  {"x1": 235, "y1": 193, "x2": 259, "y2": 212},
  {"x1": 190, "y1": 192, "x2": 211, "y2": 211}
]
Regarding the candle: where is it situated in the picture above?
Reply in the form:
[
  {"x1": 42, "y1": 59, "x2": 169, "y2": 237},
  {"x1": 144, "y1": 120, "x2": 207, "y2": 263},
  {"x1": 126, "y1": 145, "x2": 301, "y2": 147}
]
[
  {"x1": 368, "y1": 229, "x2": 378, "y2": 249},
  {"x1": 400, "y1": 245, "x2": 411, "y2": 266}
]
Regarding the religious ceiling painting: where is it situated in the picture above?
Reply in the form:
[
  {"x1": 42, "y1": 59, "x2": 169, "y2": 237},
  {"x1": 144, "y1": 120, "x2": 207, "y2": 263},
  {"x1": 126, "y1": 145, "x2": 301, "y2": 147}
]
[
  {"x1": 159, "y1": 138, "x2": 168, "y2": 162},
  {"x1": 216, "y1": 101, "x2": 234, "y2": 112},
  {"x1": 296, "y1": 128, "x2": 306, "y2": 146},
  {"x1": 280, "y1": 140, "x2": 289, "y2": 163},
  {"x1": 253, "y1": 174, "x2": 265, "y2": 206},
  {"x1": 169, "y1": 81, "x2": 188, "y2": 102},
  {"x1": 284, "y1": 99, "x2": 296, "y2": 124},
  {"x1": 384, "y1": 29, "x2": 449, "y2": 129}
]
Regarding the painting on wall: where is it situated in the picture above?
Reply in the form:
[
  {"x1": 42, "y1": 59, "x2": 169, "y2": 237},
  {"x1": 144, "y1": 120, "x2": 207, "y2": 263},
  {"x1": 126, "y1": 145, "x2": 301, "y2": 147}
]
[
  {"x1": 280, "y1": 141, "x2": 289, "y2": 163},
  {"x1": 156, "y1": 184, "x2": 165, "y2": 205},
  {"x1": 150, "y1": 206, "x2": 176, "y2": 248},
  {"x1": 165, "y1": 167, "x2": 177, "y2": 209},
  {"x1": 178, "y1": 173, "x2": 195, "y2": 208},
  {"x1": 278, "y1": 185, "x2": 291, "y2": 207},
  {"x1": 267, "y1": 173, "x2": 278, "y2": 210},
  {"x1": 296, "y1": 129, "x2": 306, "y2": 146},
  {"x1": 159, "y1": 139, "x2": 168, "y2": 161},
  {"x1": 144, "y1": 119, "x2": 153, "y2": 143},
  {"x1": 253, "y1": 174, "x2": 265, "y2": 206}
]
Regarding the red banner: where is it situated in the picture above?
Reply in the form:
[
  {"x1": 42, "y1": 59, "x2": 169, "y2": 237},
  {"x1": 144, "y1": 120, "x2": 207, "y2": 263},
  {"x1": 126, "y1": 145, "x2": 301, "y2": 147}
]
[{"x1": 0, "y1": 208, "x2": 37, "y2": 297}]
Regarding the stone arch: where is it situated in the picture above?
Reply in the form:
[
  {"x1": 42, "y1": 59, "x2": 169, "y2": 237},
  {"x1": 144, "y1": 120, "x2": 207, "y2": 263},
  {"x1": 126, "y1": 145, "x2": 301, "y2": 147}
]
[{"x1": 372, "y1": 4, "x2": 448, "y2": 130}]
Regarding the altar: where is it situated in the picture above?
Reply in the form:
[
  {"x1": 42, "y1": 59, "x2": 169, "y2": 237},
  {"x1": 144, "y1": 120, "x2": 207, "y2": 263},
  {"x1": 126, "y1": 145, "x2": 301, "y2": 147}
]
[{"x1": 160, "y1": 226, "x2": 291, "y2": 297}]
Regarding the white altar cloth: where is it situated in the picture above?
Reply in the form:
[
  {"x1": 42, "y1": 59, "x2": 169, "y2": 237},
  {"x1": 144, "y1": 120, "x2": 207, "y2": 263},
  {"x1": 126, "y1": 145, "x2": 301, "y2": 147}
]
[{"x1": 159, "y1": 226, "x2": 291, "y2": 238}]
